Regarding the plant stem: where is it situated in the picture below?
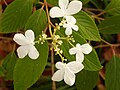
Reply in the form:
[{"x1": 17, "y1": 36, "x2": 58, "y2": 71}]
[
  {"x1": 67, "y1": 40, "x2": 75, "y2": 47},
  {"x1": 101, "y1": 39, "x2": 111, "y2": 46},
  {"x1": 94, "y1": 44, "x2": 120, "y2": 49},
  {"x1": 38, "y1": 1, "x2": 44, "y2": 5},
  {"x1": 12, "y1": 43, "x2": 16, "y2": 54},
  {"x1": 44, "y1": 0, "x2": 53, "y2": 37},
  {"x1": 51, "y1": 48, "x2": 56, "y2": 90},
  {"x1": 43, "y1": 23, "x2": 49, "y2": 33},
  {"x1": 83, "y1": 8, "x2": 104, "y2": 12},
  {"x1": 99, "y1": 70, "x2": 105, "y2": 80},
  {"x1": 101, "y1": 39, "x2": 116, "y2": 55},
  {"x1": 44, "y1": 0, "x2": 56, "y2": 89},
  {"x1": 0, "y1": 36, "x2": 13, "y2": 40},
  {"x1": 91, "y1": 15, "x2": 105, "y2": 20},
  {"x1": 96, "y1": 11, "x2": 106, "y2": 17},
  {"x1": 3, "y1": 0, "x2": 8, "y2": 6}
]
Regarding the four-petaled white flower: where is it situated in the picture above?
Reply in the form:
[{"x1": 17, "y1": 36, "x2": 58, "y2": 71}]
[
  {"x1": 52, "y1": 61, "x2": 84, "y2": 86},
  {"x1": 63, "y1": 16, "x2": 78, "y2": 35},
  {"x1": 69, "y1": 43, "x2": 92, "y2": 63},
  {"x1": 50, "y1": 0, "x2": 82, "y2": 18},
  {"x1": 13, "y1": 30, "x2": 39, "y2": 59}
]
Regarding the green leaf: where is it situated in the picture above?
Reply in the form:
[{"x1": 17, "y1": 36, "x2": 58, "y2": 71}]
[
  {"x1": 2, "y1": 52, "x2": 17, "y2": 80},
  {"x1": 105, "y1": 56, "x2": 120, "y2": 90},
  {"x1": 47, "y1": 0, "x2": 90, "y2": 5},
  {"x1": 0, "y1": 3, "x2": 2, "y2": 16},
  {"x1": 80, "y1": 0, "x2": 90, "y2": 5},
  {"x1": 60, "y1": 40, "x2": 75, "y2": 61},
  {"x1": 25, "y1": 9, "x2": 47, "y2": 36},
  {"x1": 83, "y1": 49, "x2": 102, "y2": 71},
  {"x1": 57, "y1": 30, "x2": 102, "y2": 71},
  {"x1": 14, "y1": 42, "x2": 49, "y2": 90},
  {"x1": 76, "y1": 70, "x2": 99, "y2": 90},
  {"x1": 98, "y1": 15, "x2": 120, "y2": 34},
  {"x1": 0, "y1": 66, "x2": 5, "y2": 77},
  {"x1": 47, "y1": 0, "x2": 58, "y2": 6},
  {"x1": 28, "y1": 76, "x2": 52, "y2": 90},
  {"x1": 0, "y1": 0, "x2": 33, "y2": 33},
  {"x1": 33, "y1": 0, "x2": 39, "y2": 4},
  {"x1": 74, "y1": 11, "x2": 101, "y2": 41},
  {"x1": 105, "y1": 0, "x2": 120, "y2": 15},
  {"x1": 90, "y1": 0, "x2": 103, "y2": 9}
]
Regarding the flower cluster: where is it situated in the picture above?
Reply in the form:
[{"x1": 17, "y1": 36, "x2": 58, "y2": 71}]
[
  {"x1": 39, "y1": 32, "x2": 47, "y2": 44},
  {"x1": 52, "y1": 35, "x2": 63, "y2": 55},
  {"x1": 13, "y1": 0, "x2": 93, "y2": 87},
  {"x1": 50, "y1": 0, "x2": 92, "y2": 86},
  {"x1": 50, "y1": 0, "x2": 82, "y2": 35},
  {"x1": 52, "y1": 43, "x2": 92, "y2": 86}
]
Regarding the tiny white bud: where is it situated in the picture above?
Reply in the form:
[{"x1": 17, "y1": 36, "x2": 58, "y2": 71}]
[
  {"x1": 57, "y1": 26, "x2": 60, "y2": 30},
  {"x1": 59, "y1": 23, "x2": 63, "y2": 26},
  {"x1": 64, "y1": 59, "x2": 67, "y2": 61},
  {"x1": 72, "y1": 40, "x2": 75, "y2": 42},
  {"x1": 58, "y1": 40, "x2": 63, "y2": 45},
  {"x1": 60, "y1": 50, "x2": 63, "y2": 54},
  {"x1": 42, "y1": 34, "x2": 47, "y2": 39}
]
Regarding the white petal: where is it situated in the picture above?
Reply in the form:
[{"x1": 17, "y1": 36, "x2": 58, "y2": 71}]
[
  {"x1": 17, "y1": 45, "x2": 29, "y2": 58},
  {"x1": 13, "y1": 34, "x2": 29, "y2": 45},
  {"x1": 81, "y1": 43, "x2": 92, "y2": 54},
  {"x1": 76, "y1": 51, "x2": 84, "y2": 63},
  {"x1": 76, "y1": 43, "x2": 81, "y2": 50},
  {"x1": 66, "y1": 16, "x2": 76, "y2": 24},
  {"x1": 28, "y1": 45, "x2": 39, "y2": 59},
  {"x1": 65, "y1": 27, "x2": 72, "y2": 35},
  {"x1": 69, "y1": 47, "x2": 77, "y2": 55},
  {"x1": 67, "y1": 61, "x2": 84, "y2": 73},
  {"x1": 66, "y1": 1, "x2": 82, "y2": 15},
  {"x1": 50, "y1": 7, "x2": 64, "y2": 18},
  {"x1": 25, "y1": 30, "x2": 35, "y2": 42},
  {"x1": 63, "y1": 23, "x2": 69, "y2": 28},
  {"x1": 59, "y1": 0, "x2": 69, "y2": 11},
  {"x1": 52, "y1": 69, "x2": 64, "y2": 81},
  {"x1": 64, "y1": 68, "x2": 75, "y2": 86},
  {"x1": 56, "y1": 62, "x2": 65, "y2": 69},
  {"x1": 72, "y1": 25, "x2": 79, "y2": 31}
]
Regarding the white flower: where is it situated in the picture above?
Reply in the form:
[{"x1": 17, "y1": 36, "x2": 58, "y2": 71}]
[
  {"x1": 50, "y1": 0, "x2": 82, "y2": 18},
  {"x1": 69, "y1": 43, "x2": 92, "y2": 63},
  {"x1": 52, "y1": 61, "x2": 84, "y2": 86},
  {"x1": 13, "y1": 30, "x2": 39, "y2": 59},
  {"x1": 63, "y1": 16, "x2": 78, "y2": 35}
]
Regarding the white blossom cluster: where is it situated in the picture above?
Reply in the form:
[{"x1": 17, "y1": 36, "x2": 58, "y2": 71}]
[
  {"x1": 13, "y1": 0, "x2": 92, "y2": 86},
  {"x1": 51, "y1": 43, "x2": 92, "y2": 86},
  {"x1": 50, "y1": 0, "x2": 92, "y2": 86},
  {"x1": 50, "y1": 0, "x2": 82, "y2": 36}
]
